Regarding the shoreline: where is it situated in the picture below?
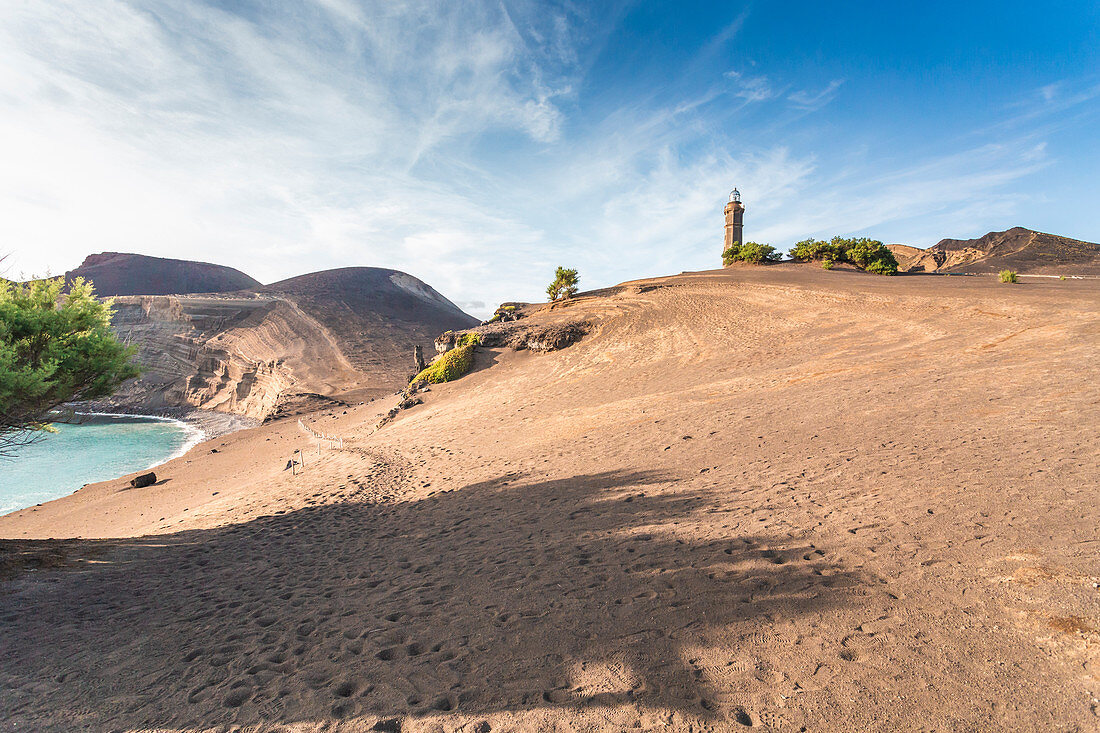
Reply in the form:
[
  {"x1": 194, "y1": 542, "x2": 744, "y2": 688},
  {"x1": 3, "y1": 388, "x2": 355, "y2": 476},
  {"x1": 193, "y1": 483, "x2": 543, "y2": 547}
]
[
  {"x1": 68, "y1": 402, "x2": 261, "y2": 440},
  {"x1": 0, "y1": 409, "x2": 260, "y2": 518}
]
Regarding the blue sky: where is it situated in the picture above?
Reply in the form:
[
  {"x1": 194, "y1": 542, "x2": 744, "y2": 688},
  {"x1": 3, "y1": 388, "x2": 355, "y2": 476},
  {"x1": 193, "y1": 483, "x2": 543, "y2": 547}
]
[{"x1": 2, "y1": 1, "x2": 1098, "y2": 315}]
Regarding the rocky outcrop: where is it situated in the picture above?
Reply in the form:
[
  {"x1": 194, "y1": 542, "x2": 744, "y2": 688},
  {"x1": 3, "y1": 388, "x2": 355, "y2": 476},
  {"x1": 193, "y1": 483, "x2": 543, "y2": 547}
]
[
  {"x1": 483, "y1": 302, "x2": 526, "y2": 324},
  {"x1": 103, "y1": 294, "x2": 361, "y2": 420},
  {"x1": 892, "y1": 227, "x2": 1100, "y2": 275},
  {"x1": 437, "y1": 319, "x2": 590, "y2": 355}
]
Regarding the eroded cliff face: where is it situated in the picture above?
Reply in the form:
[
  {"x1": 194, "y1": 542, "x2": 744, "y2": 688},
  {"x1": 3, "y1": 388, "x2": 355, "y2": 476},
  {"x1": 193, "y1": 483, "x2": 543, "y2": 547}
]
[
  {"x1": 105, "y1": 295, "x2": 362, "y2": 420},
  {"x1": 890, "y1": 228, "x2": 1100, "y2": 274}
]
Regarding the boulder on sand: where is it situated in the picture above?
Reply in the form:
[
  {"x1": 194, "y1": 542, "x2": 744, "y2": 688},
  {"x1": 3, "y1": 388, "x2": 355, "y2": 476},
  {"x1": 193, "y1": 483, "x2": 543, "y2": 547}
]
[{"x1": 130, "y1": 472, "x2": 157, "y2": 488}]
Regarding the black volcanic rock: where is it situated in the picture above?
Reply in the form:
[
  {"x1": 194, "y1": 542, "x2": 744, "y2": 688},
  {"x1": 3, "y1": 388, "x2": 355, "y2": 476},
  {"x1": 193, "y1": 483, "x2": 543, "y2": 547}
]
[
  {"x1": 130, "y1": 472, "x2": 156, "y2": 488},
  {"x1": 66, "y1": 252, "x2": 260, "y2": 296}
]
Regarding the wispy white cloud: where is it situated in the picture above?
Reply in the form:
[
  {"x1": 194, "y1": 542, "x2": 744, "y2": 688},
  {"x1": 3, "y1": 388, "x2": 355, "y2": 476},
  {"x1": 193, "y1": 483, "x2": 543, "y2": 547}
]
[
  {"x1": 724, "y1": 70, "x2": 776, "y2": 103},
  {"x1": 0, "y1": 1, "x2": 1084, "y2": 317},
  {"x1": 788, "y1": 79, "x2": 845, "y2": 109}
]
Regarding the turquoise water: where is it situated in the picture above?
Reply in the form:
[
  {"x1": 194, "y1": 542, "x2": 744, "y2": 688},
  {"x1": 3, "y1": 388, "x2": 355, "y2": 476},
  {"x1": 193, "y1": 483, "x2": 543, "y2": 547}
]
[{"x1": 0, "y1": 414, "x2": 200, "y2": 514}]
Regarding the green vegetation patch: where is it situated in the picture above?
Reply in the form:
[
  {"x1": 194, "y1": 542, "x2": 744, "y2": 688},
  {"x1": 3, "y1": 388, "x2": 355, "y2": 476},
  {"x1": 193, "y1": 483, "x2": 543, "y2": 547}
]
[
  {"x1": 1, "y1": 277, "x2": 140, "y2": 453},
  {"x1": 722, "y1": 241, "x2": 782, "y2": 266},
  {"x1": 410, "y1": 333, "x2": 482, "y2": 386},
  {"x1": 999, "y1": 269, "x2": 1018, "y2": 284},
  {"x1": 790, "y1": 236, "x2": 898, "y2": 275}
]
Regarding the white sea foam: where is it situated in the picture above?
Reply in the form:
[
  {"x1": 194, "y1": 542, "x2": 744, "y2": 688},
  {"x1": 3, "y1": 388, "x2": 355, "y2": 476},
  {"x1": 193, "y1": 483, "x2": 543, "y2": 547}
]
[{"x1": 74, "y1": 412, "x2": 206, "y2": 469}]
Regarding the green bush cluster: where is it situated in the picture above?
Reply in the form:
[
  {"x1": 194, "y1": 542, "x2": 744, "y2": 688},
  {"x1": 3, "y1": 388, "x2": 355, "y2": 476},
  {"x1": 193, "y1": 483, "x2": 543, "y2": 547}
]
[
  {"x1": 722, "y1": 241, "x2": 782, "y2": 266},
  {"x1": 790, "y1": 236, "x2": 898, "y2": 275},
  {"x1": 410, "y1": 333, "x2": 482, "y2": 386},
  {"x1": 999, "y1": 269, "x2": 1018, "y2": 284}
]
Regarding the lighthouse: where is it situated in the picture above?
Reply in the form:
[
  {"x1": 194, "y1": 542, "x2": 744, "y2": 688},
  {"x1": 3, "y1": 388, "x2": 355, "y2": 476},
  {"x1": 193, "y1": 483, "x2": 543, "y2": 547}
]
[{"x1": 723, "y1": 188, "x2": 744, "y2": 258}]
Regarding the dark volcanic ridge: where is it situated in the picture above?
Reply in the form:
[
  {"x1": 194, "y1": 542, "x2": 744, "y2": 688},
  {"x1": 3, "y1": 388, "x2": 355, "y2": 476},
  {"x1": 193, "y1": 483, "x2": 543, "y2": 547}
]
[
  {"x1": 260, "y1": 267, "x2": 479, "y2": 375},
  {"x1": 66, "y1": 252, "x2": 261, "y2": 296},
  {"x1": 262, "y1": 266, "x2": 473, "y2": 323},
  {"x1": 891, "y1": 227, "x2": 1100, "y2": 275}
]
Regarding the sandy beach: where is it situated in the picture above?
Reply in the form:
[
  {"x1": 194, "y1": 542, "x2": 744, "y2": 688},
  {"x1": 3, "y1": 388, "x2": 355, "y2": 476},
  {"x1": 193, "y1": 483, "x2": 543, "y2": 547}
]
[{"x1": 2, "y1": 265, "x2": 1098, "y2": 731}]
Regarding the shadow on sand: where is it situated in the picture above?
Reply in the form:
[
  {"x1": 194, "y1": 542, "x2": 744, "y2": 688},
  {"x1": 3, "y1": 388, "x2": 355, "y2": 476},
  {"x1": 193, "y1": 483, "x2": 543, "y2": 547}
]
[{"x1": 0, "y1": 469, "x2": 865, "y2": 730}]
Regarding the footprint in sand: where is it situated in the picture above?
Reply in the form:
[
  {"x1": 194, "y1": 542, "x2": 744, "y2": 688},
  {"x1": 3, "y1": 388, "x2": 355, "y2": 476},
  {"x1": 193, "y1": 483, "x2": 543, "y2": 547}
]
[
  {"x1": 542, "y1": 688, "x2": 571, "y2": 704},
  {"x1": 376, "y1": 646, "x2": 402, "y2": 661},
  {"x1": 333, "y1": 680, "x2": 360, "y2": 697},
  {"x1": 732, "y1": 706, "x2": 754, "y2": 726},
  {"x1": 223, "y1": 687, "x2": 252, "y2": 708}
]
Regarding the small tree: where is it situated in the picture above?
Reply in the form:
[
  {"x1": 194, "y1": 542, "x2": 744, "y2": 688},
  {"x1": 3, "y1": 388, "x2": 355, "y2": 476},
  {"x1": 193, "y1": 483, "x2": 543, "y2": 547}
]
[
  {"x1": 0, "y1": 277, "x2": 140, "y2": 455},
  {"x1": 547, "y1": 267, "x2": 579, "y2": 302}
]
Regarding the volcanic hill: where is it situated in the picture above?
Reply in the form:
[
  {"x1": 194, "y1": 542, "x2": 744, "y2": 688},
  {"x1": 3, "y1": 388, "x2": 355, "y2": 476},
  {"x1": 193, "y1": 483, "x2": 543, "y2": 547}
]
[
  {"x1": 261, "y1": 267, "x2": 478, "y2": 377},
  {"x1": 891, "y1": 226, "x2": 1100, "y2": 274},
  {"x1": 82, "y1": 258, "x2": 476, "y2": 419},
  {"x1": 66, "y1": 252, "x2": 261, "y2": 296}
]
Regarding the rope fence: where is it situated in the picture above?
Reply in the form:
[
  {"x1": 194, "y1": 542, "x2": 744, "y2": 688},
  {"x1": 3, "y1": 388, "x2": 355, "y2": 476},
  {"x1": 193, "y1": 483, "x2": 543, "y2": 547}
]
[
  {"x1": 289, "y1": 419, "x2": 345, "y2": 475},
  {"x1": 298, "y1": 418, "x2": 345, "y2": 449}
]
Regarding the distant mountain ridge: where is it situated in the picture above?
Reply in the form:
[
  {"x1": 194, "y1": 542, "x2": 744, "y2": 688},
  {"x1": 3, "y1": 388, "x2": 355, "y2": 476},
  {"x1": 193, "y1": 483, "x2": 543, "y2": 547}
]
[
  {"x1": 890, "y1": 227, "x2": 1100, "y2": 275},
  {"x1": 66, "y1": 252, "x2": 261, "y2": 296}
]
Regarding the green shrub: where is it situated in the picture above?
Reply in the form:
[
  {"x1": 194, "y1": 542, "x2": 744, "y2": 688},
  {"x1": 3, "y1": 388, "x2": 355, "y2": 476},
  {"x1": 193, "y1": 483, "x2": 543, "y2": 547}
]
[
  {"x1": 723, "y1": 241, "x2": 781, "y2": 265},
  {"x1": 1060, "y1": 275, "x2": 1066, "y2": 281},
  {"x1": 410, "y1": 333, "x2": 482, "y2": 385},
  {"x1": 547, "y1": 267, "x2": 579, "y2": 301},
  {"x1": 790, "y1": 238, "x2": 844, "y2": 262},
  {"x1": 456, "y1": 332, "x2": 481, "y2": 347},
  {"x1": 999, "y1": 270, "x2": 1018, "y2": 284},
  {"x1": 739, "y1": 242, "x2": 781, "y2": 264},
  {"x1": 1, "y1": 277, "x2": 140, "y2": 455},
  {"x1": 790, "y1": 236, "x2": 897, "y2": 275},
  {"x1": 721, "y1": 243, "x2": 739, "y2": 266},
  {"x1": 843, "y1": 238, "x2": 899, "y2": 275},
  {"x1": 821, "y1": 258, "x2": 834, "y2": 270}
]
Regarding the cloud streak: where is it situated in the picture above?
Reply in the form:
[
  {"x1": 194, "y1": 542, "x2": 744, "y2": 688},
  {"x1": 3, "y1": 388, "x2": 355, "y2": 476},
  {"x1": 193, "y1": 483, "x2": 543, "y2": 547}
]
[{"x1": 0, "y1": 1, "x2": 1088, "y2": 316}]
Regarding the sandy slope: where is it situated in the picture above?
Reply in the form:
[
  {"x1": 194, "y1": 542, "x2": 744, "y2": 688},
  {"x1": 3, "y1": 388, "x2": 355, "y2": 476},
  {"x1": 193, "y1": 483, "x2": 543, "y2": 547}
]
[{"x1": 1, "y1": 266, "x2": 1099, "y2": 732}]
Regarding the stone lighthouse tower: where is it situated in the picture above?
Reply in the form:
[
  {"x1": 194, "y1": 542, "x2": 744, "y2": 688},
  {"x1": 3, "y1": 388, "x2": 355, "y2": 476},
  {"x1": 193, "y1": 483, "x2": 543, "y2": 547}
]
[{"x1": 723, "y1": 188, "x2": 744, "y2": 256}]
